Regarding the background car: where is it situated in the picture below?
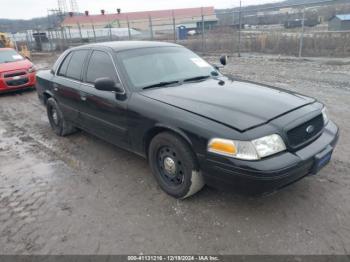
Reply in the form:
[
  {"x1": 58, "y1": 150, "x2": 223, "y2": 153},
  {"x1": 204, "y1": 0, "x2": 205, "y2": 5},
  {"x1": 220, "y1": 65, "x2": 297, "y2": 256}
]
[{"x1": 0, "y1": 48, "x2": 36, "y2": 94}]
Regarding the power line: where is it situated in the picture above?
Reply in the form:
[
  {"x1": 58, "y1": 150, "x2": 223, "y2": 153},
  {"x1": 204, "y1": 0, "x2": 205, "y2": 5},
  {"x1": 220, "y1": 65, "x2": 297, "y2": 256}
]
[
  {"x1": 57, "y1": 0, "x2": 68, "y2": 13},
  {"x1": 69, "y1": 0, "x2": 79, "y2": 13}
]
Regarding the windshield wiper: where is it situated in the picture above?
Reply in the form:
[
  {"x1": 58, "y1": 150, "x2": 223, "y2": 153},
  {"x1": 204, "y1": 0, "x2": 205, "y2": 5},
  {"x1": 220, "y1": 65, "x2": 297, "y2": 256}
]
[
  {"x1": 183, "y1": 75, "x2": 211, "y2": 82},
  {"x1": 142, "y1": 80, "x2": 180, "y2": 90}
]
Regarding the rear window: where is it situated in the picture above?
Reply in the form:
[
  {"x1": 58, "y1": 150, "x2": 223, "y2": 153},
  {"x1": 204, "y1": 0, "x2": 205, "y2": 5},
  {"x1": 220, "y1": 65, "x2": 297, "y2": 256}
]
[
  {"x1": 57, "y1": 52, "x2": 72, "y2": 77},
  {"x1": 60, "y1": 50, "x2": 88, "y2": 81}
]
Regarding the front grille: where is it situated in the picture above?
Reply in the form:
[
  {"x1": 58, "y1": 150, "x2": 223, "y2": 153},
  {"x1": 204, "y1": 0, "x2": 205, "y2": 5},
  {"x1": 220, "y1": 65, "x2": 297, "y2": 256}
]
[
  {"x1": 4, "y1": 71, "x2": 26, "y2": 78},
  {"x1": 287, "y1": 114, "x2": 324, "y2": 148},
  {"x1": 6, "y1": 77, "x2": 29, "y2": 87}
]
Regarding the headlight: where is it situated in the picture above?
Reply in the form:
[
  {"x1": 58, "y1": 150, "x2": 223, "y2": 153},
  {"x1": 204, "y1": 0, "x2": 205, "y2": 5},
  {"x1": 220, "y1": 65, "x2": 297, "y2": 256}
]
[
  {"x1": 252, "y1": 134, "x2": 286, "y2": 158},
  {"x1": 208, "y1": 134, "x2": 286, "y2": 160},
  {"x1": 28, "y1": 65, "x2": 36, "y2": 73},
  {"x1": 208, "y1": 138, "x2": 258, "y2": 160},
  {"x1": 322, "y1": 107, "x2": 329, "y2": 125}
]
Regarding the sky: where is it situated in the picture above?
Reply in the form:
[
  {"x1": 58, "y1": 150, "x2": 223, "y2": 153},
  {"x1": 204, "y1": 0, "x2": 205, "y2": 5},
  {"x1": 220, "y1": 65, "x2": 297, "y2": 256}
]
[{"x1": 0, "y1": 0, "x2": 282, "y2": 20}]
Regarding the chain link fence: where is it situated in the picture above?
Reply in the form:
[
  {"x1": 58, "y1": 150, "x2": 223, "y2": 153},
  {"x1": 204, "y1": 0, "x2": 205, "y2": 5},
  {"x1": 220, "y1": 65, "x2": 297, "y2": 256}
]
[{"x1": 8, "y1": 0, "x2": 350, "y2": 57}]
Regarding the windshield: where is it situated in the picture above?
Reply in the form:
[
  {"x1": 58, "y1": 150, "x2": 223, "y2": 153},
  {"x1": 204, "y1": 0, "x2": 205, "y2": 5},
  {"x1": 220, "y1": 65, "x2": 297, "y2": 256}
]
[
  {"x1": 116, "y1": 47, "x2": 219, "y2": 90},
  {"x1": 0, "y1": 49, "x2": 24, "y2": 64}
]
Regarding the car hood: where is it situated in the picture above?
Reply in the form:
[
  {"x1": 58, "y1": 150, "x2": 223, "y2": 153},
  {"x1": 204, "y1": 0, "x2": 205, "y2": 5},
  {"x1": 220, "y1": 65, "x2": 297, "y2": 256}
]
[
  {"x1": 141, "y1": 78, "x2": 315, "y2": 131},
  {"x1": 0, "y1": 59, "x2": 32, "y2": 73}
]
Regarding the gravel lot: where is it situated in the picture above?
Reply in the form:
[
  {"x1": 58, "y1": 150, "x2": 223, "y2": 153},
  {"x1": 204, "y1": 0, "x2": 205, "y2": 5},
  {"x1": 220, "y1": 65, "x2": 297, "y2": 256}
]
[{"x1": 0, "y1": 52, "x2": 350, "y2": 254}]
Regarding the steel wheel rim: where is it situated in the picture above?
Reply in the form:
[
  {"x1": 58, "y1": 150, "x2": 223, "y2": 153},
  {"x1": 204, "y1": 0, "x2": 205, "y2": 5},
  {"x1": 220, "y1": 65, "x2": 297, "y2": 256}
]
[
  {"x1": 157, "y1": 146, "x2": 185, "y2": 186},
  {"x1": 51, "y1": 107, "x2": 59, "y2": 126}
]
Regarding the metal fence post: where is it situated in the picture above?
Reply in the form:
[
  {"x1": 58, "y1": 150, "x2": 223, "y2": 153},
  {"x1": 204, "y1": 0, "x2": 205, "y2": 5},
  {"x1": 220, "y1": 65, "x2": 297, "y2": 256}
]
[
  {"x1": 12, "y1": 33, "x2": 18, "y2": 51},
  {"x1": 60, "y1": 26, "x2": 65, "y2": 51},
  {"x1": 149, "y1": 15, "x2": 154, "y2": 40},
  {"x1": 201, "y1": 7, "x2": 205, "y2": 52},
  {"x1": 232, "y1": 10, "x2": 235, "y2": 54},
  {"x1": 127, "y1": 16, "x2": 132, "y2": 40},
  {"x1": 25, "y1": 30, "x2": 32, "y2": 51},
  {"x1": 37, "y1": 29, "x2": 42, "y2": 51},
  {"x1": 299, "y1": 7, "x2": 306, "y2": 58},
  {"x1": 63, "y1": 27, "x2": 68, "y2": 42},
  {"x1": 108, "y1": 18, "x2": 112, "y2": 41},
  {"x1": 172, "y1": 10, "x2": 176, "y2": 43},
  {"x1": 48, "y1": 29, "x2": 53, "y2": 52},
  {"x1": 68, "y1": 26, "x2": 72, "y2": 40},
  {"x1": 92, "y1": 23, "x2": 97, "y2": 42},
  {"x1": 77, "y1": 22, "x2": 83, "y2": 41},
  {"x1": 238, "y1": 0, "x2": 242, "y2": 57}
]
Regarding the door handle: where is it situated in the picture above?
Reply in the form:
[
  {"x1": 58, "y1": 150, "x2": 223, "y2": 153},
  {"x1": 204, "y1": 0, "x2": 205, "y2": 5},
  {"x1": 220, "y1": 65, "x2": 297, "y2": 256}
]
[
  {"x1": 80, "y1": 95, "x2": 87, "y2": 101},
  {"x1": 53, "y1": 83, "x2": 58, "y2": 92}
]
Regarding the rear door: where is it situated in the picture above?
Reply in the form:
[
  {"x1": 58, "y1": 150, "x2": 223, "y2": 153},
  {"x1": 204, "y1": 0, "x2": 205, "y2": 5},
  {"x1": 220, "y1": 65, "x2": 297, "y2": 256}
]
[
  {"x1": 78, "y1": 49, "x2": 129, "y2": 148},
  {"x1": 53, "y1": 49, "x2": 89, "y2": 125}
]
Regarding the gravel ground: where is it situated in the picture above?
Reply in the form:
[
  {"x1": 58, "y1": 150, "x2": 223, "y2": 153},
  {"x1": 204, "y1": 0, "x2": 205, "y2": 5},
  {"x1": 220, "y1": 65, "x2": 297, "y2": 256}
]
[{"x1": 0, "y1": 52, "x2": 350, "y2": 255}]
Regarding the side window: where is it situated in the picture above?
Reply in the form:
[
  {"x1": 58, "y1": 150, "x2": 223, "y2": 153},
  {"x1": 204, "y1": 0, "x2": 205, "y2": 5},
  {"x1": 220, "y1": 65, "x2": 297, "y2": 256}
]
[
  {"x1": 57, "y1": 52, "x2": 72, "y2": 77},
  {"x1": 65, "y1": 50, "x2": 89, "y2": 81},
  {"x1": 86, "y1": 51, "x2": 119, "y2": 84}
]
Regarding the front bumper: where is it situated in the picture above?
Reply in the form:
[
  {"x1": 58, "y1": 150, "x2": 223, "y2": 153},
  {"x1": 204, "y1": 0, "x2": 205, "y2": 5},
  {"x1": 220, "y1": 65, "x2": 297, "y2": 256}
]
[
  {"x1": 199, "y1": 120, "x2": 339, "y2": 195},
  {"x1": 0, "y1": 72, "x2": 36, "y2": 93}
]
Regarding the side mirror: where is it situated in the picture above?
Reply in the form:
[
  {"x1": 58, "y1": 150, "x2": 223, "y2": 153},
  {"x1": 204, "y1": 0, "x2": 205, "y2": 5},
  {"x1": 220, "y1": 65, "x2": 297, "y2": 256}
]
[
  {"x1": 94, "y1": 77, "x2": 123, "y2": 93},
  {"x1": 219, "y1": 55, "x2": 228, "y2": 66}
]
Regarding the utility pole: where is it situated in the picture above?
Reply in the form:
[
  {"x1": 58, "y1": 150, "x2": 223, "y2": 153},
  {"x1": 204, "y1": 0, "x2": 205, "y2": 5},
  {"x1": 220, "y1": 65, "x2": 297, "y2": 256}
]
[
  {"x1": 238, "y1": 0, "x2": 242, "y2": 57},
  {"x1": 299, "y1": 7, "x2": 306, "y2": 58}
]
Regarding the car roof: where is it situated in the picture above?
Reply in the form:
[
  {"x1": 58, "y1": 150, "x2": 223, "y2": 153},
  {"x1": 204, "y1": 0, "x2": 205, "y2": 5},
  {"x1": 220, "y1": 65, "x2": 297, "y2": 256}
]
[{"x1": 74, "y1": 41, "x2": 182, "y2": 52}]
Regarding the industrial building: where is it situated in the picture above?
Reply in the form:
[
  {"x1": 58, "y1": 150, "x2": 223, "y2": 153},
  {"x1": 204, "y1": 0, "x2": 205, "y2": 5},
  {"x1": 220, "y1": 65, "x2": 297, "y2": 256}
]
[
  {"x1": 61, "y1": 7, "x2": 218, "y2": 32},
  {"x1": 329, "y1": 14, "x2": 350, "y2": 31}
]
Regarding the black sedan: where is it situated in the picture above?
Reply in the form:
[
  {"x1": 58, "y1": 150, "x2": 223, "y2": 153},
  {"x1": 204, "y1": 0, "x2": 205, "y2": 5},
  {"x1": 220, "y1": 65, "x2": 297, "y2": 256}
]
[{"x1": 36, "y1": 41, "x2": 339, "y2": 198}]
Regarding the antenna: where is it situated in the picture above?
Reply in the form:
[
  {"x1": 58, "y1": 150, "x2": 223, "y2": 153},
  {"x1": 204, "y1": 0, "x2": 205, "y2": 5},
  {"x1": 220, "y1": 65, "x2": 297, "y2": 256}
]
[
  {"x1": 57, "y1": 0, "x2": 68, "y2": 13},
  {"x1": 69, "y1": 0, "x2": 79, "y2": 13}
]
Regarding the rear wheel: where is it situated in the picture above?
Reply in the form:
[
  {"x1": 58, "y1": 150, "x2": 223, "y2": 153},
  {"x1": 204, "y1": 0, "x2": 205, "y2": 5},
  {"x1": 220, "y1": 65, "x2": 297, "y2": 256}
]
[
  {"x1": 46, "y1": 97, "x2": 77, "y2": 136},
  {"x1": 148, "y1": 132, "x2": 204, "y2": 199}
]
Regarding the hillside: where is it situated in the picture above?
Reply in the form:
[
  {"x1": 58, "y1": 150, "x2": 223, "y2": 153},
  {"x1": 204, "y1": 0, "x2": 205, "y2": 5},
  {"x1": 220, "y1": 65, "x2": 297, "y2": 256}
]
[
  {"x1": 216, "y1": 0, "x2": 350, "y2": 26},
  {"x1": 0, "y1": 15, "x2": 62, "y2": 33},
  {"x1": 0, "y1": 0, "x2": 348, "y2": 33}
]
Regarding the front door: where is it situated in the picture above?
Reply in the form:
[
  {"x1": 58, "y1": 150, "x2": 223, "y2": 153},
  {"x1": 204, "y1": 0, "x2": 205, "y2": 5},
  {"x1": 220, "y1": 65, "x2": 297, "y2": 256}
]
[{"x1": 78, "y1": 50, "x2": 129, "y2": 148}]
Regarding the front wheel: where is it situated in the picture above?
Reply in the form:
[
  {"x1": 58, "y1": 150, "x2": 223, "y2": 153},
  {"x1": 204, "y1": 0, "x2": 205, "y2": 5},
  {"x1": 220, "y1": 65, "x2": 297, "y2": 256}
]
[{"x1": 148, "y1": 132, "x2": 205, "y2": 199}]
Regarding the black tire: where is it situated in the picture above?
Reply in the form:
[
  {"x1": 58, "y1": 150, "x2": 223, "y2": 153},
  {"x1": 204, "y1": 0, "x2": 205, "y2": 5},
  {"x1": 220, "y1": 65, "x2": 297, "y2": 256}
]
[
  {"x1": 148, "y1": 132, "x2": 204, "y2": 199},
  {"x1": 46, "y1": 97, "x2": 77, "y2": 136}
]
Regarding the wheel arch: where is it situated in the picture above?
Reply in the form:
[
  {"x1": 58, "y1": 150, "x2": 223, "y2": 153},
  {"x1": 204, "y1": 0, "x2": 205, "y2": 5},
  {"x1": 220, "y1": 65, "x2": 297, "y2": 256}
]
[
  {"x1": 143, "y1": 124, "x2": 193, "y2": 159},
  {"x1": 43, "y1": 90, "x2": 54, "y2": 105}
]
